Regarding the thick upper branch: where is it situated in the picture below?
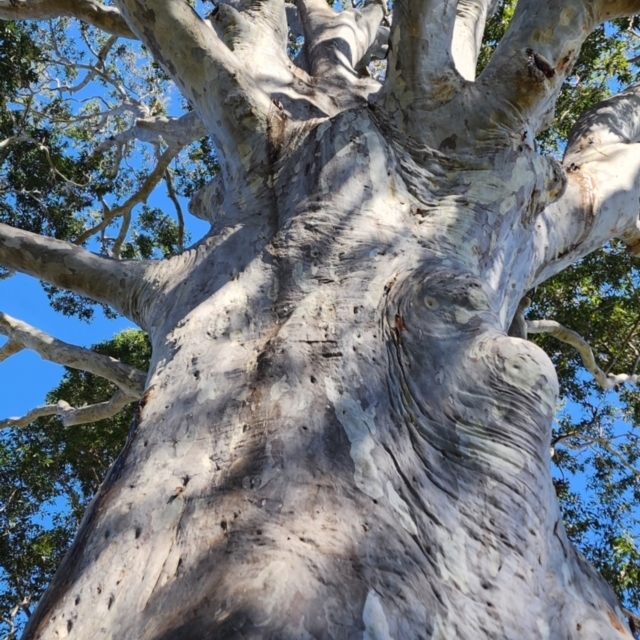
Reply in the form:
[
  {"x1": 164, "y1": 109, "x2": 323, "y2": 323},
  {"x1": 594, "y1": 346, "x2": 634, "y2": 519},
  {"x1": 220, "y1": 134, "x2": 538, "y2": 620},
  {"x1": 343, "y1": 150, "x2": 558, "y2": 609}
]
[
  {"x1": 451, "y1": 0, "x2": 498, "y2": 81},
  {"x1": 470, "y1": 0, "x2": 640, "y2": 142},
  {"x1": 115, "y1": 0, "x2": 272, "y2": 180},
  {"x1": 382, "y1": 0, "x2": 462, "y2": 117},
  {"x1": 297, "y1": 0, "x2": 387, "y2": 84},
  {"x1": 0, "y1": 0, "x2": 135, "y2": 38},
  {"x1": 0, "y1": 222, "x2": 148, "y2": 321},
  {"x1": 531, "y1": 84, "x2": 640, "y2": 286}
]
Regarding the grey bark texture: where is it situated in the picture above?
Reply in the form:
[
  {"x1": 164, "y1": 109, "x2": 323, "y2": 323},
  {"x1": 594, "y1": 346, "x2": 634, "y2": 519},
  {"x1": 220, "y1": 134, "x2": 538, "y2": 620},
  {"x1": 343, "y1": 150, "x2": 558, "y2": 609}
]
[{"x1": 2, "y1": 0, "x2": 640, "y2": 638}]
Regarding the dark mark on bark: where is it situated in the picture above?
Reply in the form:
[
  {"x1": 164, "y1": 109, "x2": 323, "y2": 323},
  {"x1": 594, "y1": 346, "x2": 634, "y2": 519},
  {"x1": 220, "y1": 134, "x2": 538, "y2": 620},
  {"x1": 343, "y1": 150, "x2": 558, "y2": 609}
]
[
  {"x1": 526, "y1": 48, "x2": 555, "y2": 80},
  {"x1": 191, "y1": 47, "x2": 206, "y2": 63},
  {"x1": 439, "y1": 134, "x2": 457, "y2": 152},
  {"x1": 553, "y1": 519, "x2": 568, "y2": 558}
]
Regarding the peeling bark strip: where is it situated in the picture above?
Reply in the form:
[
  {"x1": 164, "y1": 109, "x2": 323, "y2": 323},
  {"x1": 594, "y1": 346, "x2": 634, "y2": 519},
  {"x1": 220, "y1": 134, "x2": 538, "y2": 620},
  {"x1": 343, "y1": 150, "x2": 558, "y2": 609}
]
[{"x1": 4, "y1": 0, "x2": 640, "y2": 638}]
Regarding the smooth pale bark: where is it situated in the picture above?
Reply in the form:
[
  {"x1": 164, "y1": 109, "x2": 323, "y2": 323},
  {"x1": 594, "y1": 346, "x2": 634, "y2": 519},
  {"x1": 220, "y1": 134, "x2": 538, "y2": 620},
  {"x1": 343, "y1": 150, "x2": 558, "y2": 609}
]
[
  {"x1": 0, "y1": 223, "x2": 152, "y2": 323},
  {"x1": 94, "y1": 111, "x2": 208, "y2": 155},
  {"x1": 451, "y1": 0, "x2": 499, "y2": 80},
  {"x1": 20, "y1": 106, "x2": 637, "y2": 640},
  {"x1": 297, "y1": 0, "x2": 386, "y2": 84},
  {"x1": 4, "y1": 1, "x2": 640, "y2": 639}
]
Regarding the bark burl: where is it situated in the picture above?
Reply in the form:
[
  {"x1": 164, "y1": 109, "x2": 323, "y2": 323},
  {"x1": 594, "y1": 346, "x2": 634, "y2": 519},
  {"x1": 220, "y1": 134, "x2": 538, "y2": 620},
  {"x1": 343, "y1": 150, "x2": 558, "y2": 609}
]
[{"x1": 2, "y1": 0, "x2": 640, "y2": 637}]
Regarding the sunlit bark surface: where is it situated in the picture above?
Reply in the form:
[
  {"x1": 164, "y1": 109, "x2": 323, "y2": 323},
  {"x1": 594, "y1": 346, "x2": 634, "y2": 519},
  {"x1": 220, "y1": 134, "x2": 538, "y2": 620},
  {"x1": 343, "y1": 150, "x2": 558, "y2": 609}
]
[{"x1": 1, "y1": 0, "x2": 640, "y2": 638}]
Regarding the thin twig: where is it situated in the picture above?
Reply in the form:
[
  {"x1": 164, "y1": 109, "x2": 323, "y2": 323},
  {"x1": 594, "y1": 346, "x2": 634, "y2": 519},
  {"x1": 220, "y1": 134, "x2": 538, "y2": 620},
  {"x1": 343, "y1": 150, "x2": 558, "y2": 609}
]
[
  {"x1": 527, "y1": 319, "x2": 639, "y2": 390},
  {"x1": 164, "y1": 168, "x2": 185, "y2": 252},
  {"x1": 74, "y1": 147, "x2": 177, "y2": 245}
]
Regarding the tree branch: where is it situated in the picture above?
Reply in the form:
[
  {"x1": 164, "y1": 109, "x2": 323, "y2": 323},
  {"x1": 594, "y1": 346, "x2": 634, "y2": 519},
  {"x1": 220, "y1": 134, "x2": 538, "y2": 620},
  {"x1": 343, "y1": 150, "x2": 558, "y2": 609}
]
[
  {"x1": 0, "y1": 222, "x2": 147, "y2": 320},
  {"x1": 210, "y1": 0, "x2": 289, "y2": 67},
  {"x1": 451, "y1": 0, "x2": 499, "y2": 81},
  {"x1": 527, "y1": 319, "x2": 638, "y2": 390},
  {"x1": 0, "y1": 0, "x2": 136, "y2": 39},
  {"x1": 0, "y1": 312, "x2": 147, "y2": 396},
  {"x1": 297, "y1": 0, "x2": 387, "y2": 82},
  {"x1": 164, "y1": 169, "x2": 185, "y2": 253},
  {"x1": 0, "y1": 338, "x2": 23, "y2": 362},
  {"x1": 382, "y1": 0, "x2": 462, "y2": 116},
  {"x1": 188, "y1": 174, "x2": 224, "y2": 224},
  {"x1": 74, "y1": 147, "x2": 178, "y2": 247},
  {"x1": 115, "y1": 0, "x2": 273, "y2": 180},
  {"x1": 470, "y1": 0, "x2": 640, "y2": 142},
  {"x1": 553, "y1": 432, "x2": 640, "y2": 479},
  {"x1": 0, "y1": 391, "x2": 136, "y2": 429},
  {"x1": 94, "y1": 111, "x2": 207, "y2": 154},
  {"x1": 532, "y1": 84, "x2": 640, "y2": 285}
]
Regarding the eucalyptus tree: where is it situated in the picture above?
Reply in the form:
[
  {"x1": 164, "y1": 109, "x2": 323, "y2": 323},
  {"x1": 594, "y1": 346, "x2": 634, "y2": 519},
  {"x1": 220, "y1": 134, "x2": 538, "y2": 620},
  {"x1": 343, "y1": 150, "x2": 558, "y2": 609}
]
[{"x1": 2, "y1": 0, "x2": 640, "y2": 638}]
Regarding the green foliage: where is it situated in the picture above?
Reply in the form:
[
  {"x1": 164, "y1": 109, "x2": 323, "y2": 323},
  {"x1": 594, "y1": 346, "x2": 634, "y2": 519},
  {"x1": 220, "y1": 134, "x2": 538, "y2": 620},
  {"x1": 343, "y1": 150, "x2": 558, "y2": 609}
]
[
  {"x1": 0, "y1": 329, "x2": 150, "y2": 636},
  {"x1": 528, "y1": 242, "x2": 640, "y2": 614},
  {"x1": 0, "y1": 19, "x2": 215, "y2": 321}
]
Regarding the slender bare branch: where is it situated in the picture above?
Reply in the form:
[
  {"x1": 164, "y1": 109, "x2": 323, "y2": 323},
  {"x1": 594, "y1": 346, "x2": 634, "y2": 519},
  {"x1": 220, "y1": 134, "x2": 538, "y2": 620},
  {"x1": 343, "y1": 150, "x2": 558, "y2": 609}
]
[
  {"x1": 111, "y1": 211, "x2": 132, "y2": 260},
  {"x1": 74, "y1": 147, "x2": 178, "y2": 246},
  {"x1": 451, "y1": 0, "x2": 499, "y2": 81},
  {"x1": 0, "y1": 222, "x2": 147, "y2": 320},
  {"x1": 94, "y1": 111, "x2": 207, "y2": 154},
  {"x1": 554, "y1": 432, "x2": 640, "y2": 479},
  {"x1": 0, "y1": 0, "x2": 136, "y2": 38},
  {"x1": 527, "y1": 319, "x2": 638, "y2": 390},
  {"x1": 164, "y1": 169, "x2": 185, "y2": 253},
  {"x1": 0, "y1": 312, "x2": 147, "y2": 396},
  {"x1": 0, "y1": 391, "x2": 136, "y2": 429}
]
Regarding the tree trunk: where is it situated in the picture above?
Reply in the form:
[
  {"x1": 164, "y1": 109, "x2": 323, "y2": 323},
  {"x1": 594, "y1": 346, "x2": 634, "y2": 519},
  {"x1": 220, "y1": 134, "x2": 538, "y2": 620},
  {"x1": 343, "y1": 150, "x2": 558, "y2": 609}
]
[{"x1": 21, "y1": 109, "x2": 634, "y2": 640}]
